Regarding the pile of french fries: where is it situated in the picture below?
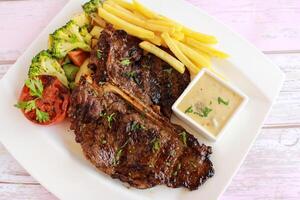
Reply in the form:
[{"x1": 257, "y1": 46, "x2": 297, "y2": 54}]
[{"x1": 93, "y1": 0, "x2": 229, "y2": 74}]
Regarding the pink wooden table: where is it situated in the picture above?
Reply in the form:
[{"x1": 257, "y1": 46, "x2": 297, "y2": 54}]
[{"x1": 0, "y1": 1, "x2": 300, "y2": 199}]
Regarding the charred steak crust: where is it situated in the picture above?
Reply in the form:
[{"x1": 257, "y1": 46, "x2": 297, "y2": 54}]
[
  {"x1": 68, "y1": 82, "x2": 214, "y2": 190},
  {"x1": 89, "y1": 26, "x2": 190, "y2": 118}
]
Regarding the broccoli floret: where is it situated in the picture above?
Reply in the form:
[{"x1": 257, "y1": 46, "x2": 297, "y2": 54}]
[
  {"x1": 50, "y1": 20, "x2": 91, "y2": 59},
  {"x1": 82, "y1": 0, "x2": 102, "y2": 14},
  {"x1": 80, "y1": 25, "x2": 92, "y2": 44},
  {"x1": 72, "y1": 13, "x2": 90, "y2": 27},
  {"x1": 28, "y1": 50, "x2": 69, "y2": 87}
]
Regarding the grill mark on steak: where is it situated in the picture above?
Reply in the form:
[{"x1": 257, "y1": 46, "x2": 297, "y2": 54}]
[
  {"x1": 89, "y1": 26, "x2": 190, "y2": 118},
  {"x1": 68, "y1": 82, "x2": 214, "y2": 190}
]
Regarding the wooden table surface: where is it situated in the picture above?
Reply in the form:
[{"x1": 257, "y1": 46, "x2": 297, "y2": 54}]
[{"x1": 0, "y1": 1, "x2": 299, "y2": 200}]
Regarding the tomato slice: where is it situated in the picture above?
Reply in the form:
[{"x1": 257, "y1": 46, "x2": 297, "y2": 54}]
[
  {"x1": 19, "y1": 75, "x2": 70, "y2": 125},
  {"x1": 68, "y1": 50, "x2": 89, "y2": 66}
]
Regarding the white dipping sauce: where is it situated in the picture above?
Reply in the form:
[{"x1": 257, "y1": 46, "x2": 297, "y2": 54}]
[{"x1": 177, "y1": 73, "x2": 243, "y2": 136}]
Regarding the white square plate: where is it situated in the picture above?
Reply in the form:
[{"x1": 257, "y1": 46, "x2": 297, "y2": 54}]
[{"x1": 0, "y1": 0, "x2": 284, "y2": 200}]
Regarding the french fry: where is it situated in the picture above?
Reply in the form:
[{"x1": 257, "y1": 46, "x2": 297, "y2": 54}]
[
  {"x1": 174, "y1": 40, "x2": 211, "y2": 68},
  {"x1": 90, "y1": 26, "x2": 103, "y2": 39},
  {"x1": 145, "y1": 34, "x2": 162, "y2": 46},
  {"x1": 91, "y1": 38, "x2": 98, "y2": 48},
  {"x1": 159, "y1": 17, "x2": 183, "y2": 31},
  {"x1": 103, "y1": 3, "x2": 175, "y2": 34},
  {"x1": 161, "y1": 32, "x2": 199, "y2": 74},
  {"x1": 145, "y1": 22, "x2": 176, "y2": 34},
  {"x1": 185, "y1": 37, "x2": 229, "y2": 58},
  {"x1": 105, "y1": 1, "x2": 134, "y2": 15},
  {"x1": 147, "y1": 19, "x2": 175, "y2": 28},
  {"x1": 171, "y1": 31, "x2": 184, "y2": 41},
  {"x1": 139, "y1": 41, "x2": 185, "y2": 73},
  {"x1": 182, "y1": 26, "x2": 218, "y2": 44},
  {"x1": 90, "y1": 13, "x2": 106, "y2": 27},
  {"x1": 98, "y1": 7, "x2": 155, "y2": 39},
  {"x1": 103, "y1": 3, "x2": 146, "y2": 27},
  {"x1": 132, "y1": 0, "x2": 161, "y2": 19},
  {"x1": 111, "y1": 0, "x2": 135, "y2": 11},
  {"x1": 133, "y1": 10, "x2": 147, "y2": 20}
]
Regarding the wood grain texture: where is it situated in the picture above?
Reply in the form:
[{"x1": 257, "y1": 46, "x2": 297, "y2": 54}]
[
  {"x1": 223, "y1": 128, "x2": 300, "y2": 200},
  {"x1": 0, "y1": 0, "x2": 67, "y2": 61},
  {"x1": 1, "y1": 127, "x2": 299, "y2": 200},
  {"x1": 186, "y1": 0, "x2": 300, "y2": 52},
  {"x1": 1, "y1": 0, "x2": 300, "y2": 61}
]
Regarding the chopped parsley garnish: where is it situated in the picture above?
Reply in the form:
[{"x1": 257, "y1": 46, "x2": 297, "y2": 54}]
[
  {"x1": 194, "y1": 106, "x2": 213, "y2": 118},
  {"x1": 129, "y1": 121, "x2": 146, "y2": 132},
  {"x1": 15, "y1": 78, "x2": 50, "y2": 123},
  {"x1": 99, "y1": 111, "x2": 106, "y2": 117},
  {"x1": 179, "y1": 131, "x2": 187, "y2": 146},
  {"x1": 15, "y1": 100, "x2": 49, "y2": 123},
  {"x1": 185, "y1": 106, "x2": 193, "y2": 114},
  {"x1": 113, "y1": 149, "x2": 123, "y2": 165},
  {"x1": 121, "y1": 58, "x2": 131, "y2": 66},
  {"x1": 201, "y1": 106, "x2": 213, "y2": 117},
  {"x1": 173, "y1": 163, "x2": 182, "y2": 176},
  {"x1": 96, "y1": 50, "x2": 102, "y2": 59},
  {"x1": 123, "y1": 71, "x2": 141, "y2": 85},
  {"x1": 15, "y1": 100, "x2": 36, "y2": 113},
  {"x1": 106, "y1": 113, "x2": 116, "y2": 128},
  {"x1": 25, "y1": 78, "x2": 43, "y2": 98},
  {"x1": 163, "y1": 68, "x2": 173, "y2": 74},
  {"x1": 218, "y1": 97, "x2": 229, "y2": 105},
  {"x1": 123, "y1": 71, "x2": 137, "y2": 79},
  {"x1": 35, "y1": 109, "x2": 50, "y2": 123},
  {"x1": 151, "y1": 138, "x2": 160, "y2": 152}
]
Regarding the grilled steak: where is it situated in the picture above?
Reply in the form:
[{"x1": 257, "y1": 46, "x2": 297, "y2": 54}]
[
  {"x1": 68, "y1": 82, "x2": 214, "y2": 190},
  {"x1": 89, "y1": 26, "x2": 190, "y2": 118}
]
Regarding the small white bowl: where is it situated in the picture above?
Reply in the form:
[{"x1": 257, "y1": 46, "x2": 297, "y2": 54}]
[{"x1": 172, "y1": 68, "x2": 248, "y2": 141}]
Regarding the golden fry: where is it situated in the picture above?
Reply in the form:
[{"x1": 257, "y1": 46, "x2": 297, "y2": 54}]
[
  {"x1": 139, "y1": 41, "x2": 185, "y2": 73},
  {"x1": 185, "y1": 37, "x2": 229, "y2": 58},
  {"x1": 98, "y1": 7, "x2": 154, "y2": 39},
  {"x1": 111, "y1": 0, "x2": 135, "y2": 11},
  {"x1": 147, "y1": 19, "x2": 175, "y2": 28},
  {"x1": 174, "y1": 40, "x2": 211, "y2": 68},
  {"x1": 145, "y1": 22, "x2": 176, "y2": 34},
  {"x1": 133, "y1": 11, "x2": 147, "y2": 20},
  {"x1": 103, "y1": 3, "x2": 146, "y2": 27},
  {"x1": 90, "y1": 26, "x2": 103, "y2": 39},
  {"x1": 105, "y1": 1, "x2": 133, "y2": 15},
  {"x1": 145, "y1": 34, "x2": 162, "y2": 46},
  {"x1": 159, "y1": 17, "x2": 183, "y2": 31},
  {"x1": 132, "y1": 0, "x2": 160, "y2": 19},
  {"x1": 161, "y1": 32, "x2": 199, "y2": 74},
  {"x1": 90, "y1": 13, "x2": 106, "y2": 27},
  {"x1": 171, "y1": 31, "x2": 184, "y2": 41},
  {"x1": 182, "y1": 26, "x2": 218, "y2": 44}
]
